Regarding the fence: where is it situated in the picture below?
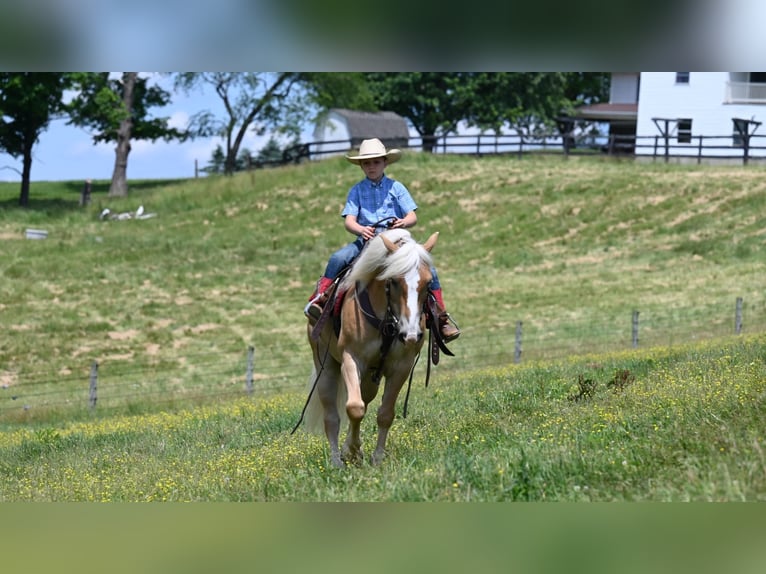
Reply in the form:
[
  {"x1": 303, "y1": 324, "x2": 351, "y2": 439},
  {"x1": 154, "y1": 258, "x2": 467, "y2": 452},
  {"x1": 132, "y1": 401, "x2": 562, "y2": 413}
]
[
  {"x1": 2, "y1": 295, "x2": 764, "y2": 421},
  {"x1": 247, "y1": 132, "x2": 766, "y2": 170}
]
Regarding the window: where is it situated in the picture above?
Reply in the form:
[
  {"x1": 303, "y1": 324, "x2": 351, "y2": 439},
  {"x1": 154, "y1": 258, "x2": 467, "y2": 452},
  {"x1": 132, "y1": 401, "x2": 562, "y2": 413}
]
[
  {"x1": 676, "y1": 72, "x2": 690, "y2": 84},
  {"x1": 677, "y1": 118, "x2": 692, "y2": 143}
]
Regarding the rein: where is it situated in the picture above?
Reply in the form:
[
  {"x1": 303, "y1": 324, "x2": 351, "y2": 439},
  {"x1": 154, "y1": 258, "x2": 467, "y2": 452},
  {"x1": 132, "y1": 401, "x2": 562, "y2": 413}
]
[{"x1": 356, "y1": 281, "x2": 398, "y2": 385}]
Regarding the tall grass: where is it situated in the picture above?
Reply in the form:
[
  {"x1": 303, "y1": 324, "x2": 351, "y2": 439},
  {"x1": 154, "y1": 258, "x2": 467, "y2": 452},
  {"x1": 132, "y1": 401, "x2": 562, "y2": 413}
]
[
  {"x1": 0, "y1": 335, "x2": 763, "y2": 501},
  {"x1": 2, "y1": 155, "x2": 765, "y2": 422},
  {"x1": 1, "y1": 154, "x2": 765, "y2": 498}
]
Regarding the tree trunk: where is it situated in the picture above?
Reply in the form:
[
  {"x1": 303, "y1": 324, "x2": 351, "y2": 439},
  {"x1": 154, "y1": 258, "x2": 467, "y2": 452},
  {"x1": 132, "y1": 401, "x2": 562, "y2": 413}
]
[
  {"x1": 422, "y1": 133, "x2": 438, "y2": 153},
  {"x1": 18, "y1": 138, "x2": 34, "y2": 207},
  {"x1": 109, "y1": 72, "x2": 137, "y2": 198}
]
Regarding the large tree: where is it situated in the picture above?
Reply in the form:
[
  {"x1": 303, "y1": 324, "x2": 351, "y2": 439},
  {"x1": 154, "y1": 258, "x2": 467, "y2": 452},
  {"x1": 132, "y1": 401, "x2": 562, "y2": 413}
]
[
  {"x1": 0, "y1": 72, "x2": 70, "y2": 206},
  {"x1": 365, "y1": 72, "x2": 611, "y2": 148},
  {"x1": 364, "y1": 73, "x2": 474, "y2": 152},
  {"x1": 176, "y1": 72, "x2": 373, "y2": 175},
  {"x1": 67, "y1": 73, "x2": 186, "y2": 197}
]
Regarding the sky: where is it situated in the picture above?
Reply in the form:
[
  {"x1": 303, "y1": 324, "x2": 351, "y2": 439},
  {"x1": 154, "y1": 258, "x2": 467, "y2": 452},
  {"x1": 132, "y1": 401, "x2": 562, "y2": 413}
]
[
  {"x1": 0, "y1": 75, "x2": 316, "y2": 183},
  {"x1": 2, "y1": 0, "x2": 765, "y2": 183}
]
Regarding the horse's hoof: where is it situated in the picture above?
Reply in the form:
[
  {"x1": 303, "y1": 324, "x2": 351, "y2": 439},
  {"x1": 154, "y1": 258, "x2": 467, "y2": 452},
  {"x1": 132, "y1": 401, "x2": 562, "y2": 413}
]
[
  {"x1": 371, "y1": 450, "x2": 386, "y2": 466},
  {"x1": 342, "y1": 448, "x2": 365, "y2": 466}
]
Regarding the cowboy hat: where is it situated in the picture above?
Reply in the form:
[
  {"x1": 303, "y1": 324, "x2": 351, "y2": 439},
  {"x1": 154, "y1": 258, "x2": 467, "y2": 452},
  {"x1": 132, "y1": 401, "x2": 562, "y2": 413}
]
[{"x1": 345, "y1": 138, "x2": 402, "y2": 165}]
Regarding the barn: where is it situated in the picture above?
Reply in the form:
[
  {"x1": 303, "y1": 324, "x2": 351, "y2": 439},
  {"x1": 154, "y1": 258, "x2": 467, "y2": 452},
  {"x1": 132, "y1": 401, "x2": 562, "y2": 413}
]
[{"x1": 312, "y1": 108, "x2": 410, "y2": 158}]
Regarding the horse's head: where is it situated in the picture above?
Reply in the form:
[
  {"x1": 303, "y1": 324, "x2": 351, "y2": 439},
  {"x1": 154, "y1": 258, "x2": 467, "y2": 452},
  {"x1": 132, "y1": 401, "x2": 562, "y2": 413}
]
[{"x1": 380, "y1": 231, "x2": 438, "y2": 345}]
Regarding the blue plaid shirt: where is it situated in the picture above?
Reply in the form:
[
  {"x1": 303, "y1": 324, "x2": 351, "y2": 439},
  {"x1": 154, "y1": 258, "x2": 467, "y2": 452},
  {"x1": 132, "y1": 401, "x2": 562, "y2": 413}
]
[{"x1": 341, "y1": 175, "x2": 417, "y2": 226}]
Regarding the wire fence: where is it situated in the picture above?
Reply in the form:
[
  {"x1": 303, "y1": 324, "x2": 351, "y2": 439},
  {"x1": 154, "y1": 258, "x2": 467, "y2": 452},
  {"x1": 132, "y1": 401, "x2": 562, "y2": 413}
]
[{"x1": 2, "y1": 295, "x2": 764, "y2": 421}]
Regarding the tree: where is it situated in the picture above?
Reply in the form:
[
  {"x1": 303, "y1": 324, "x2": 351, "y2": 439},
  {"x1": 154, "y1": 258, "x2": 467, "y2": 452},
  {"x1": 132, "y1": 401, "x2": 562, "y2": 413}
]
[
  {"x1": 201, "y1": 144, "x2": 226, "y2": 175},
  {"x1": 256, "y1": 137, "x2": 284, "y2": 164},
  {"x1": 176, "y1": 72, "x2": 374, "y2": 175},
  {"x1": 67, "y1": 73, "x2": 186, "y2": 197},
  {"x1": 364, "y1": 73, "x2": 473, "y2": 152},
  {"x1": 0, "y1": 72, "x2": 70, "y2": 206},
  {"x1": 364, "y1": 73, "x2": 612, "y2": 149}
]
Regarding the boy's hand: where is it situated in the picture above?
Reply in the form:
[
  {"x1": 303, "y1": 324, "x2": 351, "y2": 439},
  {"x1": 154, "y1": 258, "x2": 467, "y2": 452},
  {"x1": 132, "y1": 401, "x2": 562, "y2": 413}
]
[{"x1": 360, "y1": 226, "x2": 376, "y2": 241}]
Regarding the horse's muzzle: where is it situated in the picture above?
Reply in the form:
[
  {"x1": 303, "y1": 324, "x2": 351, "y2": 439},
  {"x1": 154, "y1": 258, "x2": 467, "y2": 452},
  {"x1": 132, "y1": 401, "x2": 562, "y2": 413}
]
[{"x1": 398, "y1": 331, "x2": 424, "y2": 344}]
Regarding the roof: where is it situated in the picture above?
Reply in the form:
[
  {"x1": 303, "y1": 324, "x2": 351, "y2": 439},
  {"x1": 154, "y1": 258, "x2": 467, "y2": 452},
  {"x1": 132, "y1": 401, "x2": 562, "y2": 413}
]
[
  {"x1": 329, "y1": 108, "x2": 409, "y2": 140},
  {"x1": 574, "y1": 103, "x2": 638, "y2": 122}
]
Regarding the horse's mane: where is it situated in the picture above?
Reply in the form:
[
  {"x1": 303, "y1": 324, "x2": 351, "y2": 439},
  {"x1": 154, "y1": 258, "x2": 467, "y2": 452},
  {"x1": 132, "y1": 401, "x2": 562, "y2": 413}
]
[{"x1": 340, "y1": 229, "x2": 434, "y2": 291}]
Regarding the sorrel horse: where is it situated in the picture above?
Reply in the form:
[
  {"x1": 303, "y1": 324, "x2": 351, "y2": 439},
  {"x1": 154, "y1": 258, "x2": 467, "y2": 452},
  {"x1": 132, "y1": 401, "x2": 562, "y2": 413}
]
[{"x1": 300, "y1": 228, "x2": 438, "y2": 467}]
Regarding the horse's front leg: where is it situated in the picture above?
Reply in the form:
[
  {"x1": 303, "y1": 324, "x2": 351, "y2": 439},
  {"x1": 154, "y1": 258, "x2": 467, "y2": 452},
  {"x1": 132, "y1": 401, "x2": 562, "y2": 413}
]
[
  {"x1": 340, "y1": 350, "x2": 366, "y2": 465},
  {"x1": 371, "y1": 373, "x2": 407, "y2": 465}
]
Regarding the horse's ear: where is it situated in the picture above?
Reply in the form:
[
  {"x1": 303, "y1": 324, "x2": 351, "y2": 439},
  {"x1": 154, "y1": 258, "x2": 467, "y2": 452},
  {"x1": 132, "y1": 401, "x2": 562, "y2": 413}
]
[
  {"x1": 423, "y1": 232, "x2": 439, "y2": 252},
  {"x1": 381, "y1": 234, "x2": 399, "y2": 253}
]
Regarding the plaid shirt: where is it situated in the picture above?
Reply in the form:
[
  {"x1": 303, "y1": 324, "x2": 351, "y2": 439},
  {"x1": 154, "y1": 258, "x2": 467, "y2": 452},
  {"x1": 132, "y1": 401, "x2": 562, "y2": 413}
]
[{"x1": 341, "y1": 175, "x2": 417, "y2": 226}]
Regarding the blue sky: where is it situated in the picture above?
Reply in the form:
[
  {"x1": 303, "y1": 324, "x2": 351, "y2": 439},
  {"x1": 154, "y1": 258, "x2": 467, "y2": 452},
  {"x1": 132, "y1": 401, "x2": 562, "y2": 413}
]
[{"x1": 0, "y1": 75, "x2": 315, "y2": 183}]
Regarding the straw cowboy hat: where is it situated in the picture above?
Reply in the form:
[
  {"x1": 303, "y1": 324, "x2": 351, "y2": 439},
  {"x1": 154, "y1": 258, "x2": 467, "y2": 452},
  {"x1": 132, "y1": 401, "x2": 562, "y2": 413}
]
[{"x1": 345, "y1": 138, "x2": 402, "y2": 165}]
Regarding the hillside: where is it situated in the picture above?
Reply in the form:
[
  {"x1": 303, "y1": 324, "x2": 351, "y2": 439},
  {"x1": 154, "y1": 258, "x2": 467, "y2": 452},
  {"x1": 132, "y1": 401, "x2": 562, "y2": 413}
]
[{"x1": 1, "y1": 154, "x2": 765, "y2": 419}]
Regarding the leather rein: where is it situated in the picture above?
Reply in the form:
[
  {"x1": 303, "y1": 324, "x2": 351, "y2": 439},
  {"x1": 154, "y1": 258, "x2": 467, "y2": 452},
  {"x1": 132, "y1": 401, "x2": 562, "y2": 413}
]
[{"x1": 356, "y1": 280, "x2": 454, "y2": 417}]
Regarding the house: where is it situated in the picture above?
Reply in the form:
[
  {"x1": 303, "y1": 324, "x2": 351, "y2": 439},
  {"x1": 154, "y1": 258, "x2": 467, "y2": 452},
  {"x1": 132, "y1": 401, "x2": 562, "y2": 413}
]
[
  {"x1": 572, "y1": 72, "x2": 640, "y2": 151},
  {"x1": 312, "y1": 108, "x2": 410, "y2": 158},
  {"x1": 575, "y1": 72, "x2": 766, "y2": 159}
]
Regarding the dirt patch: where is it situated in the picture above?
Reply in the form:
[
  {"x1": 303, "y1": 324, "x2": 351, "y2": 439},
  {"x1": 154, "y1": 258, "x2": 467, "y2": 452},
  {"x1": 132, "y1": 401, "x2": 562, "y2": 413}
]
[
  {"x1": 1, "y1": 371, "x2": 18, "y2": 388},
  {"x1": 108, "y1": 329, "x2": 140, "y2": 341}
]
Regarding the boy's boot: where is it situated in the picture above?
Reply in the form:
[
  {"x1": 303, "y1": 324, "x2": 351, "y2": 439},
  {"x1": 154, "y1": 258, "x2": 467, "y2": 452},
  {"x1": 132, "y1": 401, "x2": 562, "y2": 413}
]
[
  {"x1": 304, "y1": 276, "x2": 335, "y2": 323},
  {"x1": 431, "y1": 288, "x2": 460, "y2": 342}
]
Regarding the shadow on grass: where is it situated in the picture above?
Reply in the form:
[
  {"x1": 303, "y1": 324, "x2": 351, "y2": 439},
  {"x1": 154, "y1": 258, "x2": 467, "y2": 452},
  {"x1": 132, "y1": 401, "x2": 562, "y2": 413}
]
[{"x1": 0, "y1": 179, "x2": 189, "y2": 213}]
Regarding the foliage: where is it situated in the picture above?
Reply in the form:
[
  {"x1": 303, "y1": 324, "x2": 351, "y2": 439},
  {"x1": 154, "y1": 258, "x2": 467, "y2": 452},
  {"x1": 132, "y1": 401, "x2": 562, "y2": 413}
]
[
  {"x1": 0, "y1": 72, "x2": 71, "y2": 206},
  {"x1": 255, "y1": 137, "x2": 285, "y2": 164},
  {"x1": 202, "y1": 144, "x2": 226, "y2": 174},
  {"x1": 66, "y1": 72, "x2": 187, "y2": 197},
  {"x1": 365, "y1": 72, "x2": 474, "y2": 151},
  {"x1": 364, "y1": 72, "x2": 611, "y2": 146},
  {"x1": 66, "y1": 73, "x2": 185, "y2": 144},
  {"x1": 176, "y1": 72, "x2": 371, "y2": 175}
]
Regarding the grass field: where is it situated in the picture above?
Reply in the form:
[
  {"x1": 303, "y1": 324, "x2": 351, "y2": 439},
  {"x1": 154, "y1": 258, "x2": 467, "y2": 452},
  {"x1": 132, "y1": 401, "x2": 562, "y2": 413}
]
[{"x1": 1, "y1": 153, "x2": 765, "y2": 500}]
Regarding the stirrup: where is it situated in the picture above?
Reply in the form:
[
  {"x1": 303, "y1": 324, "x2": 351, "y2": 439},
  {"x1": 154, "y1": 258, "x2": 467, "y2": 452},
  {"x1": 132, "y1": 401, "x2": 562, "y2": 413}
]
[{"x1": 440, "y1": 313, "x2": 460, "y2": 342}]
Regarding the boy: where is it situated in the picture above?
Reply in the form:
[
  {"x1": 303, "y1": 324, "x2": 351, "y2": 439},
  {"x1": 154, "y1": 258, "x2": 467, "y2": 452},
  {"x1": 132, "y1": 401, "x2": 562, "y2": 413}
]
[{"x1": 305, "y1": 138, "x2": 460, "y2": 342}]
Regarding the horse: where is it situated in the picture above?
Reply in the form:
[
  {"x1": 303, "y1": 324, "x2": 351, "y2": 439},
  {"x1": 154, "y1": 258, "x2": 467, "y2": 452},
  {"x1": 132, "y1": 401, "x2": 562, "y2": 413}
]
[{"x1": 300, "y1": 228, "x2": 439, "y2": 467}]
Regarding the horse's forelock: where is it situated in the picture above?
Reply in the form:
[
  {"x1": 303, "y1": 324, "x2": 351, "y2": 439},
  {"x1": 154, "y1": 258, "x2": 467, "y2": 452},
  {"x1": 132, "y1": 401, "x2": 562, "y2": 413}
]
[
  {"x1": 378, "y1": 241, "x2": 433, "y2": 281},
  {"x1": 341, "y1": 230, "x2": 432, "y2": 289}
]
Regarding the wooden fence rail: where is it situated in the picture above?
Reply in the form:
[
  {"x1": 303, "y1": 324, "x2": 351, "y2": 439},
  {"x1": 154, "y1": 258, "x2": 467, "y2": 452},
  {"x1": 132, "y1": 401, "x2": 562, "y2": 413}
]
[{"x1": 235, "y1": 133, "x2": 766, "y2": 172}]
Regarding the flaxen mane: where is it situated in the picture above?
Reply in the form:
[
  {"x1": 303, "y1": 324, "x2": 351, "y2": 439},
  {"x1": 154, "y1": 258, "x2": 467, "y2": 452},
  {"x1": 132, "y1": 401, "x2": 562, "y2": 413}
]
[{"x1": 340, "y1": 229, "x2": 434, "y2": 291}]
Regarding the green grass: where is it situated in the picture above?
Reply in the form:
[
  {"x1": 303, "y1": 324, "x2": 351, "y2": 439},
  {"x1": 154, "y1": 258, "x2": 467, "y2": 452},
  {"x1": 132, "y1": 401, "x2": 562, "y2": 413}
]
[
  {"x1": 2, "y1": 154, "x2": 765, "y2": 422},
  {"x1": 0, "y1": 336, "x2": 763, "y2": 501},
  {"x1": 1, "y1": 154, "x2": 765, "y2": 499}
]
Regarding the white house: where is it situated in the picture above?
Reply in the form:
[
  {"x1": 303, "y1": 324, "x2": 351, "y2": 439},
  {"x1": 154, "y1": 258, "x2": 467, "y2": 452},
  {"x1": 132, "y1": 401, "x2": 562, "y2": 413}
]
[
  {"x1": 635, "y1": 72, "x2": 765, "y2": 158},
  {"x1": 577, "y1": 72, "x2": 766, "y2": 159}
]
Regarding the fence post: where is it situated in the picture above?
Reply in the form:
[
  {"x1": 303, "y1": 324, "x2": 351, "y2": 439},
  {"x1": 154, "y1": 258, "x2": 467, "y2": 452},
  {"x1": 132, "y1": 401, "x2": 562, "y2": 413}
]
[
  {"x1": 735, "y1": 297, "x2": 743, "y2": 334},
  {"x1": 89, "y1": 361, "x2": 98, "y2": 408},
  {"x1": 245, "y1": 346, "x2": 255, "y2": 394},
  {"x1": 514, "y1": 321, "x2": 523, "y2": 364},
  {"x1": 632, "y1": 311, "x2": 640, "y2": 348}
]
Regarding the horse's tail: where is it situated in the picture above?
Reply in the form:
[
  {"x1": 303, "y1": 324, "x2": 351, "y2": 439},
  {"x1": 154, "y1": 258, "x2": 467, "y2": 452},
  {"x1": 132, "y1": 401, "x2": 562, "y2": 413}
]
[
  {"x1": 302, "y1": 365, "x2": 324, "y2": 435},
  {"x1": 302, "y1": 364, "x2": 348, "y2": 435}
]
